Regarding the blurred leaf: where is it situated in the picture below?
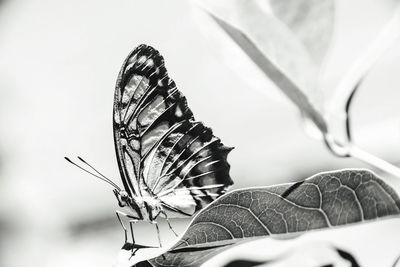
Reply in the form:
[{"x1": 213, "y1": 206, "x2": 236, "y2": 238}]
[
  {"x1": 192, "y1": 0, "x2": 400, "y2": 174},
  {"x1": 69, "y1": 214, "x2": 116, "y2": 237},
  {"x1": 269, "y1": 0, "x2": 334, "y2": 66},
  {"x1": 208, "y1": 12, "x2": 327, "y2": 135},
  {"x1": 191, "y1": 0, "x2": 334, "y2": 109},
  {"x1": 203, "y1": 218, "x2": 400, "y2": 267},
  {"x1": 219, "y1": 242, "x2": 360, "y2": 267},
  {"x1": 393, "y1": 254, "x2": 400, "y2": 267},
  {"x1": 137, "y1": 169, "x2": 400, "y2": 266}
]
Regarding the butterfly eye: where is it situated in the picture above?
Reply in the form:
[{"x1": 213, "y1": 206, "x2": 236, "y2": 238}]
[
  {"x1": 113, "y1": 190, "x2": 129, "y2": 207},
  {"x1": 120, "y1": 191, "x2": 128, "y2": 199}
]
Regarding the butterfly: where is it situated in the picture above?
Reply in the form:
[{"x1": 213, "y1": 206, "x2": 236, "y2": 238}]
[{"x1": 66, "y1": 44, "x2": 233, "y2": 251}]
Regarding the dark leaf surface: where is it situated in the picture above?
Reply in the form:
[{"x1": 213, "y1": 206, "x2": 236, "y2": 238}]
[{"x1": 143, "y1": 169, "x2": 400, "y2": 266}]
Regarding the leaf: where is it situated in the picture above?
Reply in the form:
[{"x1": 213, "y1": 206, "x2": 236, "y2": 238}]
[
  {"x1": 140, "y1": 169, "x2": 400, "y2": 267},
  {"x1": 207, "y1": 12, "x2": 327, "y2": 135},
  {"x1": 202, "y1": 218, "x2": 400, "y2": 267},
  {"x1": 393, "y1": 254, "x2": 400, "y2": 267},
  {"x1": 268, "y1": 0, "x2": 334, "y2": 66},
  {"x1": 191, "y1": 1, "x2": 400, "y2": 174},
  {"x1": 216, "y1": 242, "x2": 360, "y2": 267},
  {"x1": 191, "y1": 0, "x2": 334, "y2": 111}
]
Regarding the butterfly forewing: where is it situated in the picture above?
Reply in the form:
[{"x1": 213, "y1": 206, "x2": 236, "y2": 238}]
[{"x1": 113, "y1": 44, "x2": 233, "y2": 217}]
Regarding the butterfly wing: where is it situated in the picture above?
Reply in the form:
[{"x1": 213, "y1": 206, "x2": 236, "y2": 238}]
[{"x1": 113, "y1": 44, "x2": 233, "y2": 217}]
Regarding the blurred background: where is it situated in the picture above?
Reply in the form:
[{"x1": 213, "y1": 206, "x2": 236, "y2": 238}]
[{"x1": 1, "y1": 0, "x2": 400, "y2": 266}]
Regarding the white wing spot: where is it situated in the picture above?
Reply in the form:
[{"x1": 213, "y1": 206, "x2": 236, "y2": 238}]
[
  {"x1": 130, "y1": 139, "x2": 140, "y2": 150},
  {"x1": 138, "y1": 55, "x2": 147, "y2": 64},
  {"x1": 145, "y1": 59, "x2": 154, "y2": 68},
  {"x1": 175, "y1": 106, "x2": 183, "y2": 118}
]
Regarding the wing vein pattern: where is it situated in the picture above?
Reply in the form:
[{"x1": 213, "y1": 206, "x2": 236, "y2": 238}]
[{"x1": 113, "y1": 44, "x2": 234, "y2": 217}]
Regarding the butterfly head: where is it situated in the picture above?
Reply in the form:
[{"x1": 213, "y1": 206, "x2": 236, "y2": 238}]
[
  {"x1": 113, "y1": 189, "x2": 142, "y2": 215},
  {"x1": 113, "y1": 189, "x2": 130, "y2": 207}
]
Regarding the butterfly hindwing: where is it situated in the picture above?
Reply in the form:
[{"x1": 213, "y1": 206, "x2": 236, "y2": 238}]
[{"x1": 113, "y1": 44, "x2": 233, "y2": 217}]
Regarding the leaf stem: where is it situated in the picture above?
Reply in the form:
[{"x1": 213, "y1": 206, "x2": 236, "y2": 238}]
[
  {"x1": 348, "y1": 145, "x2": 400, "y2": 178},
  {"x1": 324, "y1": 5, "x2": 400, "y2": 178},
  {"x1": 324, "y1": 134, "x2": 400, "y2": 178}
]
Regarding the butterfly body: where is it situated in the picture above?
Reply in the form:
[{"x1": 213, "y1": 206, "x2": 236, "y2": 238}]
[{"x1": 114, "y1": 189, "x2": 162, "y2": 222}]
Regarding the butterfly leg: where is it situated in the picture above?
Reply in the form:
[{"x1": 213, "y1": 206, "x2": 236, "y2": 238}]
[
  {"x1": 116, "y1": 210, "x2": 140, "y2": 249},
  {"x1": 129, "y1": 248, "x2": 140, "y2": 259},
  {"x1": 129, "y1": 220, "x2": 137, "y2": 244},
  {"x1": 116, "y1": 211, "x2": 128, "y2": 243},
  {"x1": 151, "y1": 221, "x2": 162, "y2": 247},
  {"x1": 127, "y1": 220, "x2": 140, "y2": 257},
  {"x1": 161, "y1": 211, "x2": 178, "y2": 237}
]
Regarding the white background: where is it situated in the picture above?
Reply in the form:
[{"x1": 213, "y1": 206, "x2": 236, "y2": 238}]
[{"x1": 0, "y1": 0, "x2": 400, "y2": 266}]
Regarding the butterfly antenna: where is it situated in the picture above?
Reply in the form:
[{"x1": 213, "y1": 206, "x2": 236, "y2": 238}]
[
  {"x1": 64, "y1": 157, "x2": 121, "y2": 191},
  {"x1": 77, "y1": 156, "x2": 121, "y2": 191}
]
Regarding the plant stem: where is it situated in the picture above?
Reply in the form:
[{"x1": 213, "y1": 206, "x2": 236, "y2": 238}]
[{"x1": 349, "y1": 145, "x2": 400, "y2": 178}]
